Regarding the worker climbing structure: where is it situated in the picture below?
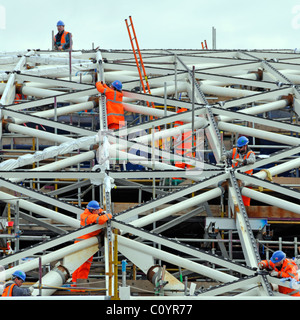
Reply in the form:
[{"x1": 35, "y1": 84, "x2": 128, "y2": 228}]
[{"x1": 0, "y1": 46, "x2": 300, "y2": 299}]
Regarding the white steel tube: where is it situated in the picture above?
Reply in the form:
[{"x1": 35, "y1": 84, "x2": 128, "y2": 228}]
[
  {"x1": 200, "y1": 72, "x2": 259, "y2": 87},
  {"x1": 13, "y1": 101, "x2": 95, "y2": 125},
  {"x1": 219, "y1": 99, "x2": 288, "y2": 122},
  {"x1": 123, "y1": 82, "x2": 187, "y2": 103},
  {"x1": 0, "y1": 237, "x2": 97, "y2": 280},
  {"x1": 200, "y1": 84, "x2": 262, "y2": 99},
  {"x1": 23, "y1": 75, "x2": 93, "y2": 88},
  {"x1": 20, "y1": 86, "x2": 89, "y2": 104},
  {"x1": 6, "y1": 122, "x2": 72, "y2": 145},
  {"x1": 218, "y1": 121, "x2": 300, "y2": 146},
  {"x1": 9, "y1": 150, "x2": 95, "y2": 183},
  {"x1": 242, "y1": 188, "x2": 300, "y2": 215},
  {"x1": 118, "y1": 235, "x2": 237, "y2": 283},
  {"x1": 131, "y1": 187, "x2": 222, "y2": 229},
  {"x1": 133, "y1": 119, "x2": 207, "y2": 144},
  {"x1": 31, "y1": 267, "x2": 68, "y2": 296},
  {"x1": 0, "y1": 191, "x2": 80, "y2": 228}
]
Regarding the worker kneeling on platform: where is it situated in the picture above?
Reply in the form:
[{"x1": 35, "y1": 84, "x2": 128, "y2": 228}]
[
  {"x1": 2, "y1": 270, "x2": 33, "y2": 297},
  {"x1": 258, "y1": 250, "x2": 300, "y2": 296},
  {"x1": 72, "y1": 201, "x2": 112, "y2": 288}
]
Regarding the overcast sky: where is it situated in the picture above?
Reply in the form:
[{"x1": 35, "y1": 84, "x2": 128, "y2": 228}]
[{"x1": 1, "y1": 0, "x2": 300, "y2": 52}]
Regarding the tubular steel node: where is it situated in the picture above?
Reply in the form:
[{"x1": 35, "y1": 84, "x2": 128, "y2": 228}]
[{"x1": 0, "y1": 47, "x2": 300, "y2": 300}]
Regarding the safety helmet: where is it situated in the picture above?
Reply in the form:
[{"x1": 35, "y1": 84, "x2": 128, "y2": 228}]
[
  {"x1": 111, "y1": 80, "x2": 122, "y2": 91},
  {"x1": 87, "y1": 200, "x2": 100, "y2": 210},
  {"x1": 12, "y1": 270, "x2": 26, "y2": 282},
  {"x1": 271, "y1": 250, "x2": 286, "y2": 264},
  {"x1": 57, "y1": 20, "x2": 65, "y2": 26},
  {"x1": 237, "y1": 136, "x2": 249, "y2": 148}
]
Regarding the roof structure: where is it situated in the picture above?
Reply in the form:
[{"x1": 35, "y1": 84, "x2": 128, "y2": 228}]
[{"x1": 0, "y1": 47, "x2": 300, "y2": 299}]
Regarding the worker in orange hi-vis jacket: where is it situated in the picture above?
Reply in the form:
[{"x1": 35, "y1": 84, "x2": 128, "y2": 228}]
[
  {"x1": 225, "y1": 136, "x2": 256, "y2": 206},
  {"x1": 258, "y1": 250, "x2": 300, "y2": 296},
  {"x1": 96, "y1": 80, "x2": 125, "y2": 130},
  {"x1": 71, "y1": 201, "x2": 112, "y2": 288}
]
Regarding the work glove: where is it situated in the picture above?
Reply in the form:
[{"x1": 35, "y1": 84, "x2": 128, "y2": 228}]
[
  {"x1": 258, "y1": 262, "x2": 265, "y2": 270},
  {"x1": 270, "y1": 270, "x2": 279, "y2": 277}
]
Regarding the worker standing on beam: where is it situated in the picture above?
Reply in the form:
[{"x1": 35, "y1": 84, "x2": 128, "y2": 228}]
[
  {"x1": 54, "y1": 20, "x2": 72, "y2": 51},
  {"x1": 258, "y1": 250, "x2": 300, "y2": 296},
  {"x1": 225, "y1": 136, "x2": 256, "y2": 206},
  {"x1": 2, "y1": 270, "x2": 32, "y2": 297},
  {"x1": 71, "y1": 201, "x2": 112, "y2": 289},
  {"x1": 96, "y1": 80, "x2": 125, "y2": 130}
]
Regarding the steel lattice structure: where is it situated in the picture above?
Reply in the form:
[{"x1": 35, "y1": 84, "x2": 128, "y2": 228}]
[{"x1": 0, "y1": 48, "x2": 300, "y2": 299}]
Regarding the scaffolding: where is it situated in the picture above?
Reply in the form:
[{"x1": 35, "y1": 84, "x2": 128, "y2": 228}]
[{"x1": 0, "y1": 48, "x2": 300, "y2": 299}]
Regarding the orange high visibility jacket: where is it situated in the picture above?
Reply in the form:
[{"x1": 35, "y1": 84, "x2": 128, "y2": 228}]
[
  {"x1": 54, "y1": 31, "x2": 71, "y2": 50},
  {"x1": 174, "y1": 108, "x2": 193, "y2": 169},
  {"x1": 75, "y1": 208, "x2": 112, "y2": 241},
  {"x1": 95, "y1": 82, "x2": 125, "y2": 130},
  {"x1": 259, "y1": 258, "x2": 300, "y2": 296},
  {"x1": 232, "y1": 147, "x2": 254, "y2": 175},
  {"x1": 2, "y1": 283, "x2": 16, "y2": 297}
]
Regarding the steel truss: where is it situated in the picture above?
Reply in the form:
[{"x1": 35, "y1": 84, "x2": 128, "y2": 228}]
[{"x1": 0, "y1": 48, "x2": 300, "y2": 299}]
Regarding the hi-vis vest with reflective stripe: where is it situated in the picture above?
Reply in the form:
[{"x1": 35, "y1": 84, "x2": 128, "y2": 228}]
[
  {"x1": 95, "y1": 82, "x2": 124, "y2": 130},
  {"x1": 232, "y1": 147, "x2": 254, "y2": 175},
  {"x1": 173, "y1": 108, "x2": 193, "y2": 169},
  {"x1": 75, "y1": 208, "x2": 112, "y2": 241},
  {"x1": 2, "y1": 283, "x2": 16, "y2": 296},
  {"x1": 54, "y1": 31, "x2": 70, "y2": 48}
]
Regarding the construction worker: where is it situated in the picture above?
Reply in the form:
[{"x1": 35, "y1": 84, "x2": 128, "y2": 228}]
[
  {"x1": 172, "y1": 108, "x2": 193, "y2": 184},
  {"x1": 71, "y1": 200, "x2": 112, "y2": 288},
  {"x1": 225, "y1": 136, "x2": 255, "y2": 206},
  {"x1": 258, "y1": 250, "x2": 300, "y2": 296},
  {"x1": 2, "y1": 270, "x2": 32, "y2": 297},
  {"x1": 54, "y1": 20, "x2": 72, "y2": 51},
  {"x1": 95, "y1": 80, "x2": 125, "y2": 130}
]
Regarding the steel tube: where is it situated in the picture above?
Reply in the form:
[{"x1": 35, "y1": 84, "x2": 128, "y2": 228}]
[
  {"x1": 0, "y1": 191, "x2": 80, "y2": 228},
  {"x1": 20, "y1": 86, "x2": 89, "y2": 104},
  {"x1": 242, "y1": 187, "x2": 300, "y2": 215},
  {"x1": 9, "y1": 150, "x2": 96, "y2": 183},
  {"x1": 218, "y1": 121, "x2": 300, "y2": 146},
  {"x1": 131, "y1": 187, "x2": 222, "y2": 228},
  {"x1": 31, "y1": 266, "x2": 69, "y2": 296},
  {"x1": 219, "y1": 99, "x2": 288, "y2": 122},
  {"x1": 0, "y1": 236, "x2": 97, "y2": 280},
  {"x1": 117, "y1": 235, "x2": 237, "y2": 283},
  {"x1": 12, "y1": 101, "x2": 95, "y2": 125}
]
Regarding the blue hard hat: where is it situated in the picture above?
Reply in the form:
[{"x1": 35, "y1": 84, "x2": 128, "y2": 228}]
[
  {"x1": 271, "y1": 250, "x2": 286, "y2": 264},
  {"x1": 12, "y1": 270, "x2": 26, "y2": 282},
  {"x1": 87, "y1": 200, "x2": 100, "y2": 210},
  {"x1": 111, "y1": 80, "x2": 122, "y2": 91},
  {"x1": 237, "y1": 136, "x2": 249, "y2": 148},
  {"x1": 57, "y1": 20, "x2": 65, "y2": 26}
]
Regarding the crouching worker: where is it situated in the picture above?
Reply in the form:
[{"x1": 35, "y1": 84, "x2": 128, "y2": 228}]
[
  {"x1": 258, "y1": 250, "x2": 300, "y2": 296},
  {"x1": 2, "y1": 270, "x2": 32, "y2": 296},
  {"x1": 72, "y1": 200, "x2": 112, "y2": 288}
]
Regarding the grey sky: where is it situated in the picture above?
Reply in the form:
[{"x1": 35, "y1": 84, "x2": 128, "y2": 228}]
[{"x1": 1, "y1": 0, "x2": 300, "y2": 51}]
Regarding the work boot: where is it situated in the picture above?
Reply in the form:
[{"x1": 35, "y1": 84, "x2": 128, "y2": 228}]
[{"x1": 71, "y1": 278, "x2": 87, "y2": 293}]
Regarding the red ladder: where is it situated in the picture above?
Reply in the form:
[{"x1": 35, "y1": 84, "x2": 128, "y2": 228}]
[{"x1": 125, "y1": 16, "x2": 155, "y2": 109}]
